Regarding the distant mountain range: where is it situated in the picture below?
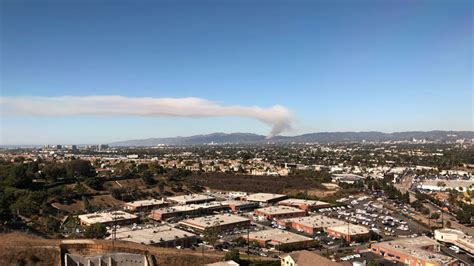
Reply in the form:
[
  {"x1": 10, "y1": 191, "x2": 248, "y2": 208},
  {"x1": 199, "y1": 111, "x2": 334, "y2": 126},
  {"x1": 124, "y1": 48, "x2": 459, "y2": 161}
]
[{"x1": 108, "y1": 131, "x2": 474, "y2": 146}]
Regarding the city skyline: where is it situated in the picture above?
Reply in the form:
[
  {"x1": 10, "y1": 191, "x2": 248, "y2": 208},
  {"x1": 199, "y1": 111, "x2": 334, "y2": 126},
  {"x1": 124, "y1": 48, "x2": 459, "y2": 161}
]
[{"x1": 1, "y1": 0, "x2": 472, "y2": 144}]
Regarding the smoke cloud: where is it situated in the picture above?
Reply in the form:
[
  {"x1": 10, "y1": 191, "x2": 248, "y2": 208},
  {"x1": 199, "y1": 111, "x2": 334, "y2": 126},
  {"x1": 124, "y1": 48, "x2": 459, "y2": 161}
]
[{"x1": 0, "y1": 96, "x2": 294, "y2": 137}]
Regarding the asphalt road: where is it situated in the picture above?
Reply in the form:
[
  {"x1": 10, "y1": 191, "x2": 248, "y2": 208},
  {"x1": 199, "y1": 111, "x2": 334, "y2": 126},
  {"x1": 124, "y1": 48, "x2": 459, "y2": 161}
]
[{"x1": 440, "y1": 245, "x2": 474, "y2": 265}]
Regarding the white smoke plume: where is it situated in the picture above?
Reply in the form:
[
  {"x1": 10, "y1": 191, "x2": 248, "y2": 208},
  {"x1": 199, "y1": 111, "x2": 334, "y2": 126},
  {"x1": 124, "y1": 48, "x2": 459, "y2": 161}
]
[{"x1": 0, "y1": 96, "x2": 294, "y2": 137}]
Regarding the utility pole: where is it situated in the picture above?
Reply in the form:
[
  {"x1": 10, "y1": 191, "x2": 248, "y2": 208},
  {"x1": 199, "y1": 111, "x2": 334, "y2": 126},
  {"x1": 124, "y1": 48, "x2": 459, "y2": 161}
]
[
  {"x1": 441, "y1": 210, "x2": 444, "y2": 228},
  {"x1": 247, "y1": 225, "x2": 250, "y2": 256},
  {"x1": 347, "y1": 220, "x2": 351, "y2": 244},
  {"x1": 428, "y1": 209, "x2": 431, "y2": 231},
  {"x1": 112, "y1": 209, "x2": 117, "y2": 252}
]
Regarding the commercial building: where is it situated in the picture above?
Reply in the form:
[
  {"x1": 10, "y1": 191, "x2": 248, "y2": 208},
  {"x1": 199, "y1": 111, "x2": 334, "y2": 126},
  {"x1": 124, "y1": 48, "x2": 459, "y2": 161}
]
[
  {"x1": 247, "y1": 229, "x2": 313, "y2": 248},
  {"x1": 167, "y1": 194, "x2": 216, "y2": 205},
  {"x1": 246, "y1": 193, "x2": 287, "y2": 204},
  {"x1": 78, "y1": 211, "x2": 138, "y2": 226},
  {"x1": 124, "y1": 198, "x2": 168, "y2": 212},
  {"x1": 277, "y1": 198, "x2": 331, "y2": 211},
  {"x1": 326, "y1": 224, "x2": 370, "y2": 242},
  {"x1": 371, "y1": 236, "x2": 458, "y2": 266},
  {"x1": 108, "y1": 225, "x2": 198, "y2": 248},
  {"x1": 280, "y1": 250, "x2": 341, "y2": 266},
  {"x1": 332, "y1": 174, "x2": 365, "y2": 184},
  {"x1": 278, "y1": 215, "x2": 346, "y2": 235},
  {"x1": 417, "y1": 179, "x2": 474, "y2": 192},
  {"x1": 435, "y1": 228, "x2": 474, "y2": 254},
  {"x1": 150, "y1": 201, "x2": 230, "y2": 221},
  {"x1": 224, "y1": 200, "x2": 259, "y2": 212},
  {"x1": 206, "y1": 261, "x2": 239, "y2": 266},
  {"x1": 179, "y1": 214, "x2": 250, "y2": 232},
  {"x1": 64, "y1": 253, "x2": 149, "y2": 266},
  {"x1": 254, "y1": 206, "x2": 306, "y2": 220}
]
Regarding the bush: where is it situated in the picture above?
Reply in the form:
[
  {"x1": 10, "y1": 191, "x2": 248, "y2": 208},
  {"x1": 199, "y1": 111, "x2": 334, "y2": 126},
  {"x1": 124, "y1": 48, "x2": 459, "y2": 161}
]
[
  {"x1": 84, "y1": 223, "x2": 107, "y2": 239},
  {"x1": 223, "y1": 249, "x2": 240, "y2": 263},
  {"x1": 85, "y1": 177, "x2": 103, "y2": 190}
]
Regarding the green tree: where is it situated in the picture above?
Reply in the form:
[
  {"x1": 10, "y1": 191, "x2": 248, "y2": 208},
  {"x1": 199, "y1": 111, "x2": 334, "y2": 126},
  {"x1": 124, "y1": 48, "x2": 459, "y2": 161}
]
[
  {"x1": 141, "y1": 170, "x2": 156, "y2": 185},
  {"x1": 445, "y1": 220, "x2": 452, "y2": 228},
  {"x1": 157, "y1": 181, "x2": 165, "y2": 194},
  {"x1": 203, "y1": 221, "x2": 221, "y2": 247},
  {"x1": 66, "y1": 160, "x2": 96, "y2": 178},
  {"x1": 223, "y1": 249, "x2": 240, "y2": 263},
  {"x1": 367, "y1": 261, "x2": 378, "y2": 266},
  {"x1": 85, "y1": 177, "x2": 103, "y2": 190},
  {"x1": 84, "y1": 223, "x2": 107, "y2": 239}
]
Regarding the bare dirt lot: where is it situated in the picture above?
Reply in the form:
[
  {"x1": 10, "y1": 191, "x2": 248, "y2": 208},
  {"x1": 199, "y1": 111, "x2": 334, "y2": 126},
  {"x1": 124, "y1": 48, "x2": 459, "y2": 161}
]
[
  {"x1": 0, "y1": 232, "x2": 274, "y2": 266},
  {"x1": 185, "y1": 173, "x2": 329, "y2": 194},
  {"x1": 0, "y1": 232, "x2": 61, "y2": 266}
]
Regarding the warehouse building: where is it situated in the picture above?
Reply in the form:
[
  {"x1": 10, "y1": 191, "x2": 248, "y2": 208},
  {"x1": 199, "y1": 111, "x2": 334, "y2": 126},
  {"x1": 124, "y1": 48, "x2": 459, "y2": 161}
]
[
  {"x1": 277, "y1": 198, "x2": 331, "y2": 211},
  {"x1": 223, "y1": 200, "x2": 259, "y2": 212},
  {"x1": 371, "y1": 236, "x2": 458, "y2": 266},
  {"x1": 245, "y1": 193, "x2": 287, "y2": 204},
  {"x1": 246, "y1": 229, "x2": 313, "y2": 248},
  {"x1": 124, "y1": 198, "x2": 168, "y2": 212},
  {"x1": 107, "y1": 225, "x2": 198, "y2": 248},
  {"x1": 254, "y1": 206, "x2": 306, "y2": 220},
  {"x1": 179, "y1": 213, "x2": 250, "y2": 233},
  {"x1": 278, "y1": 215, "x2": 346, "y2": 235},
  {"x1": 64, "y1": 253, "x2": 148, "y2": 266},
  {"x1": 150, "y1": 201, "x2": 230, "y2": 221},
  {"x1": 167, "y1": 194, "x2": 215, "y2": 205},
  {"x1": 78, "y1": 211, "x2": 138, "y2": 226},
  {"x1": 326, "y1": 224, "x2": 370, "y2": 242}
]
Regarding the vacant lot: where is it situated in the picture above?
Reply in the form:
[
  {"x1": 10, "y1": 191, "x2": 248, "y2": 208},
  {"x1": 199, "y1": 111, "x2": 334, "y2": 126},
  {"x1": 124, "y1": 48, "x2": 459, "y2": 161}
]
[
  {"x1": 0, "y1": 232, "x2": 60, "y2": 266},
  {"x1": 0, "y1": 232, "x2": 275, "y2": 266},
  {"x1": 185, "y1": 173, "x2": 328, "y2": 194}
]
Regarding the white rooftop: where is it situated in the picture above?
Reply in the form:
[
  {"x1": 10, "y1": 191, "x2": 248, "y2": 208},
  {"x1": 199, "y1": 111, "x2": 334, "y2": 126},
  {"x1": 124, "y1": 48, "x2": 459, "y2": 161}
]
[
  {"x1": 327, "y1": 224, "x2": 369, "y2": 235},
  {"x1": 256, "y1": 206, "x2": 305, "y2": 215},
  {"x1": 125, "y1": 198, "x2": 166, "y2": 207},
  {"x1": 248, "y1": 229, "x2": 312, "y2": 244},
  {"x1": 246, "y1": 193, "x2": 287, "y2": 203},
  {"x1": 108, "y1": 225, "x2": 197, "y2": 245},
  {"x1": 283, "y1": 215, "x2": 346, "y2": 228},
  {"x1": 375, "y1": 236, "x2": 457, "y2": 265},
  {"x1": 167, "y1": 194, "x2": 215, "y2": 204},
  {"x1": 153, "y1": 201, "x2": 229, "y2": 214},
  {"x1": 179, "y1": 214, "x2": 250, "y2": 229},
  {"x1": 79, "y1": 211, "x2": 137, "y2": 224},
  {"x1": 278, "y1": 198, "x2": 330, "y2": 207}
]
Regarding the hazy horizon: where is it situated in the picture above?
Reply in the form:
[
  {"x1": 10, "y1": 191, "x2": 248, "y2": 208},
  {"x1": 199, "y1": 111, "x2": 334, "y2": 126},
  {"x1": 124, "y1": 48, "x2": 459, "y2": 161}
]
[{"x1": 1, "y1": 0, "x2": 472, "y2": 144}]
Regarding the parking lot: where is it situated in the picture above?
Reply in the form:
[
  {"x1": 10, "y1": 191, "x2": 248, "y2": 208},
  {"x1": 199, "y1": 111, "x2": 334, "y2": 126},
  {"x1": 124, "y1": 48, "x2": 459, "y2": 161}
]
[{"x1": 316, "y1": 194, "x2": 429, "y2": 238}]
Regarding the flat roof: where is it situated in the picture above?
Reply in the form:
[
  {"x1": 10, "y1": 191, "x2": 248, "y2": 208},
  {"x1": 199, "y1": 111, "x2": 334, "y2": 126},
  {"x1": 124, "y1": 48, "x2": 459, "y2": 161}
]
[
  {"x1": 107, "y1": 225, "x2": 197, "y2": 245},
  {"x1": 125, "y1": 199, "x2": 166, "y2": 207},
  {"x1": 327, "y1": 224, "x2": 369, "y2": 235},
  {"x1": 283, "y1": 215, "x2": 346, "y2": 228},
  {"x1": 167, "y1": 194, "x2": 215, "y2": 204},
  {"x1": 179, "y1": 214, "x2": 250, "y2": 230},
  {"x1": 332, "y1": 174, "x2": 365, "y2": 180},
  {"x1": 153, "y1": 201, "x2": 230, "y2": 214},
  {"x1": 374, "y1": 236, "x2": 457, "y2": 265},
  {"x1": 78, "y1": 211, "x2": 137, "y2": 224},
  {"x1": 255, "y1": 206, "x2": 305, "y2": 215},
  {"x1": 248, "y1": 229, "x2": 312, "y2": 244},
  {"x1": 278, "y1": 198, "x2": 330, "y2": 207},
  {"x1": 421, "y1": 179, "x2": 474, "y2": 188},
  {"x1": 222, "y1": 200, "x2": 259, "y2": 207},
  {"x1": 246, "y1": 193, "x2": 287, "y2": 202}
]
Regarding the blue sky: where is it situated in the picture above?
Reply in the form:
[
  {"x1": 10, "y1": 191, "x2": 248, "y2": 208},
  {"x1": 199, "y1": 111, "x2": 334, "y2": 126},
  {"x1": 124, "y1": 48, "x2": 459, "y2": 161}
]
[{"x1": 1, "y1": 0, "x2": 472, "y2": 144}]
